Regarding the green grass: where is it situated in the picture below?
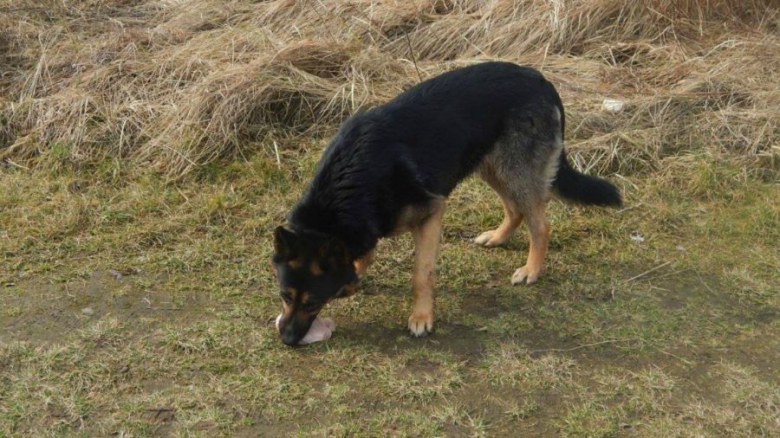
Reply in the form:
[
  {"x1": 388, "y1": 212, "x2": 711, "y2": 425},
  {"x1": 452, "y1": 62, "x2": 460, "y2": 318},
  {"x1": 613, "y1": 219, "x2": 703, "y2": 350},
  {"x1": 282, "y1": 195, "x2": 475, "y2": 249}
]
[{"x1": 1, "y1": 149, "x2": 778, "y2": 436}]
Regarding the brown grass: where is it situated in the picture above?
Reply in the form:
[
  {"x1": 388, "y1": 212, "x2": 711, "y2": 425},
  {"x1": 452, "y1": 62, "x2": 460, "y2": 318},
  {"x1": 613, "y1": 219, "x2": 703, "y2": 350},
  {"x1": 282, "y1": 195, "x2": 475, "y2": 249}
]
[{"x1": 1, "y1": 0, "x2": 778, "y2": 177}]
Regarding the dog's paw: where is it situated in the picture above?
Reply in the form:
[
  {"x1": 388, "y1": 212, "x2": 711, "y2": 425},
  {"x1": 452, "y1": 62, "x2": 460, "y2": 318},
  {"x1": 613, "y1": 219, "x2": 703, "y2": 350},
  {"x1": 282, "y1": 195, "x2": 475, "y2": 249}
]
[
  {"x1": 408, "y1": 312, "x2": 434, "y2": 337},
  {"x1": 511, "y1": 265, "x2": 540, "y2": 285},
  {"x1": 473, "y1": 230, "x2": 507, "y2": 247}
]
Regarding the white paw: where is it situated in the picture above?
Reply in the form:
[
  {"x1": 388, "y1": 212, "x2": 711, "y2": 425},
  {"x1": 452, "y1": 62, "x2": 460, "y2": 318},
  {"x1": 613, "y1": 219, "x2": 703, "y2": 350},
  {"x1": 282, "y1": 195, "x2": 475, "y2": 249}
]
[
  {"x1": 511, "y1": 265, "x2": 540, "y2": 285},
  {"x1": 408, "y1": 312, "x2": 434, "y2": 337},
  {"x1": 473, "y1": 230, "x2": 505, "y2": 247}
]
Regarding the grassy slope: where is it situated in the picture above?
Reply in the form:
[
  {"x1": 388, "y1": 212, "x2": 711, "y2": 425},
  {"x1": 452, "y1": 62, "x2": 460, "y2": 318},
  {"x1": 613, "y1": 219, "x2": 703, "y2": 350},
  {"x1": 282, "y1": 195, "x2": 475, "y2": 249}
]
[{"x1": 1, "y1": 150, "x2": 778, "y2": 436}]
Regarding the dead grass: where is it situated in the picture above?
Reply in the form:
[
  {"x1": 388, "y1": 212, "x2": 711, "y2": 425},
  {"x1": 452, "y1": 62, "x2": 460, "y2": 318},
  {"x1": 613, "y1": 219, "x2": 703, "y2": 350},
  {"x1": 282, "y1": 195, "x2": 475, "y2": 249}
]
[
  {"x1": 1, "y1": 0, "x2": 780, "y2": 436},
  {"x1": 1, "y1": 0, "x2": 778, "y2": 177}
]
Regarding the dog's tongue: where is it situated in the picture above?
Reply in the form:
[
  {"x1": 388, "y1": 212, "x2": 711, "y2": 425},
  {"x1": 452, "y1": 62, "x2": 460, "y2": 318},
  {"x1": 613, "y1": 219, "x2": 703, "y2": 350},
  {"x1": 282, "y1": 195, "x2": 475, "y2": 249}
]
[{"x1": 275, "y1": 314, "x2": 336, "y2": 345}]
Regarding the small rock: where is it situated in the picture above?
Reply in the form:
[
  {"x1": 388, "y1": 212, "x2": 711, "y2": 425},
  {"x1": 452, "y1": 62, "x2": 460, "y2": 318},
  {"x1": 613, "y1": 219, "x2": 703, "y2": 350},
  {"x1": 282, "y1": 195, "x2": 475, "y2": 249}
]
[
  {"x1": 81, "y1": 307, "x2": 95, "y2": 316},
  {"x1": 676, "y1": 245, "x2": 686, "y2": 251},
  {"x1": 602, "y1": 98, "x2": 625, "y2": 112},
  {"x1": 109, "y1": 269, "x2": 123, "y2": 280}
]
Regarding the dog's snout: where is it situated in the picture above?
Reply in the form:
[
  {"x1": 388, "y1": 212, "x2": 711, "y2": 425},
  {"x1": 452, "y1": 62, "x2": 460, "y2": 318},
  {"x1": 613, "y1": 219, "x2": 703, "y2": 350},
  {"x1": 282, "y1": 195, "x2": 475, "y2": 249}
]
[
  {"x1": 281, "y1": 329, "x2": 301, "y2": 346},
  {"x1": 278, "y1": 317, "x2": 310, "y2": 346}
]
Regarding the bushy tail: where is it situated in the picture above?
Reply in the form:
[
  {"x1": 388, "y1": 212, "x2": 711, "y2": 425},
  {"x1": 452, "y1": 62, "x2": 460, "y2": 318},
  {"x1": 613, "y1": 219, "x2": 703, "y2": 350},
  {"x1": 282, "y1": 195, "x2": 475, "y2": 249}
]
[
  {"x1": 549, "y1": 87, "x2": 621, "y2": 207},
  {"x1": 552, "y1": 150, "x2": 622, "y2": 207}
]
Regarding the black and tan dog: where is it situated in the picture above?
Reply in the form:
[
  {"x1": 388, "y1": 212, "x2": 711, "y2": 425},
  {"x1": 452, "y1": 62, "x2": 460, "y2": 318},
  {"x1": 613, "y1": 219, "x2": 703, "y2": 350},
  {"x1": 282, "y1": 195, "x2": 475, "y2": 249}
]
[{"x1": 272, "y1": 62, "x2": 621, "y2": 346}]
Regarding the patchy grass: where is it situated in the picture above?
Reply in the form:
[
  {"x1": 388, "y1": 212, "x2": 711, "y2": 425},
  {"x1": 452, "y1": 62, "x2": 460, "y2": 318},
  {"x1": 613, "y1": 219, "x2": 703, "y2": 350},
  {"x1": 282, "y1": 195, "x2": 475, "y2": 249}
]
[
  {"x1": 1, "y1": 150, "x2": 778, "y2": 436},
  {"x1": 1, "y1": 0, "x2": 779, "y2": 435}
]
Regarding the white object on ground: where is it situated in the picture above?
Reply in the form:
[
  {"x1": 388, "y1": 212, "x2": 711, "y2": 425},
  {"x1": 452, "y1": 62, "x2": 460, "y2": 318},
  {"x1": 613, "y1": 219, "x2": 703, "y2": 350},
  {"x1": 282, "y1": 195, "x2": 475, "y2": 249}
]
[
  {"x1": 602, "y1": 98, "x2": 625, "y2": 112},
  {"x1": 275, "y1": 314, "x2": 336, "y2": 345}
]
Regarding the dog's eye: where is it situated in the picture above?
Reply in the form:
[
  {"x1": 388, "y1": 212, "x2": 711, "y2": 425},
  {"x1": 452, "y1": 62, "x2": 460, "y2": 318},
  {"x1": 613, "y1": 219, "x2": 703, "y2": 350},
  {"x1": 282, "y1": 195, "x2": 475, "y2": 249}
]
[{"x1": 281, "y1": 295, "x2": 293, "y2": 305}]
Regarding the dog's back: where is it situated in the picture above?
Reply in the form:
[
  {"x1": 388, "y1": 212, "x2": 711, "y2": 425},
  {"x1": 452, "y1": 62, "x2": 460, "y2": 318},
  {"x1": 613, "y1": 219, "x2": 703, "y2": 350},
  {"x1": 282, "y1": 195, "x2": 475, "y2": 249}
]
[
  {"x1": 290, "y1": 62, "x2": 576, "y2": 253},
  {"x1": 371, "y1": 62, "x2": 563, "y2": 194}
]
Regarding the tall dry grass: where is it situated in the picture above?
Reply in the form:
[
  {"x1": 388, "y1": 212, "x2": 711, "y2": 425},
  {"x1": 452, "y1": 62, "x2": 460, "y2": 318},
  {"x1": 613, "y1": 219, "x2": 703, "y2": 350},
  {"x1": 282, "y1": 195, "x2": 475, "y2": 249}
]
[{"x1": 1, "y1": 0, "x2": 778, "y2": 177}]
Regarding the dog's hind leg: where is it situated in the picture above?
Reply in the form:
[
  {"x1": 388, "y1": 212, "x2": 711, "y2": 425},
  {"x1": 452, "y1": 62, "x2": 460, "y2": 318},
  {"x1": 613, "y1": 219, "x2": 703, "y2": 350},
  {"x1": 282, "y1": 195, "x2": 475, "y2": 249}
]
[
  {"x1": 408, "y1": 200, "x2": 446, "y2": 337},
  {"x1": 474, "y1": 167, "x2": 524, "y2": 247},
  {"x1": 511, "y1": 199, "x2": 550, "y2": 285},
  {"x1": 480, "y1": 134, "x2": 559, "y2": 285}
]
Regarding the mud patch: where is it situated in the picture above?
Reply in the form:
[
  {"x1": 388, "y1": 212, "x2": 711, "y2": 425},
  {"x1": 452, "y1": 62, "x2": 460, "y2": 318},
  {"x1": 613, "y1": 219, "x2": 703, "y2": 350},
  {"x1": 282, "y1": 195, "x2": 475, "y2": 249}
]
[{"x1": 1, "y1": 270, "x2": 201, "y2": 345}]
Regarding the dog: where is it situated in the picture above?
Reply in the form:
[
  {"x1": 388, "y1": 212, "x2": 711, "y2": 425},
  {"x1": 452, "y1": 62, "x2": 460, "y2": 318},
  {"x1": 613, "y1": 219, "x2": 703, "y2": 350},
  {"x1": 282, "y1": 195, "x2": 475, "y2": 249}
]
[{"x1": 272, "y1": 61, "x2": 621, "y2": 346}]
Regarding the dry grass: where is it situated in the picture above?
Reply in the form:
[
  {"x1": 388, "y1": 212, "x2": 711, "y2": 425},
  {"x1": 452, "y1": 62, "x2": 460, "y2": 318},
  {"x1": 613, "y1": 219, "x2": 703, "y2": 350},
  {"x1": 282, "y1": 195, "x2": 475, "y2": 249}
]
[
  {"x1": 1, "y1": 1, "x2": 780, "y2": 436},
  {"x1": 1, "y1": 0, "x2": 778, "y2": 177}
]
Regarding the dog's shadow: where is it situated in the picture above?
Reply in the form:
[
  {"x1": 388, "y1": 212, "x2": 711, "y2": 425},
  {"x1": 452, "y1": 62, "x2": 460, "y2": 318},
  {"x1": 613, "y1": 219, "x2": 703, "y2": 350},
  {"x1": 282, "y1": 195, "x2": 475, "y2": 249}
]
[{"x1": 318, "y1": 282, "x2": 566, "y2": 360}]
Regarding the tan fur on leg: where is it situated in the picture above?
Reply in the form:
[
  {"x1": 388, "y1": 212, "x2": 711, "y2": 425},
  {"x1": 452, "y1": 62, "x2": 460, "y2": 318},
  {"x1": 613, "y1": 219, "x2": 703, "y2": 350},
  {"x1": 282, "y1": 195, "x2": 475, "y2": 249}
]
[
  {"x1": 475, "y1": 165, "x2": 524, "y2": 247},
  {"x1": 511, "y1": 202, "x2": 550, "y2": 285},
  {"x1": 474, "y1": 195, "x2": 523, "y2": 247},
  {"x1": 354, "y1": 249, "x2": 375, "y2": 277},
  {"x1": 408, "y1": 202, "x2": 445, "y2": 337}
]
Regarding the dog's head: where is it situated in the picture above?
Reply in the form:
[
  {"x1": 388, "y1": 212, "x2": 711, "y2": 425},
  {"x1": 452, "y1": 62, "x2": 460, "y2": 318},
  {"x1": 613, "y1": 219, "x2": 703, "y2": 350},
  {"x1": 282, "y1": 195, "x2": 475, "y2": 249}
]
[{"x1": 272, "y1": 226, "x2": 357, "y2": 346}]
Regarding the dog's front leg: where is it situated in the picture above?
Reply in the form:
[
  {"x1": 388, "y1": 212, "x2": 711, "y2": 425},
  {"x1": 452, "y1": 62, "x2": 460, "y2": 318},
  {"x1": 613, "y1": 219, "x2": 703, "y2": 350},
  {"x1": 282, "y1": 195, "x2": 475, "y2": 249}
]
[
  {"x1": 408, "y1": 202, "x2": 445, "y2": 337},
  {"x1": 353, "y1": 249, "x2": 375, "y2": 278}
]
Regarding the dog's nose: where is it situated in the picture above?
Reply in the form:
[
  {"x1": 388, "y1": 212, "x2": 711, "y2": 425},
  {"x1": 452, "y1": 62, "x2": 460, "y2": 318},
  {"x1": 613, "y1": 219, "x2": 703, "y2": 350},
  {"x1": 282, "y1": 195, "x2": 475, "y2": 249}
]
[
  {"x1": 281, "y1": 331, "x2": 301, "y2": 346},
  {"x1": 280, "y1": 323, "x2": 304, "y2": 346}
]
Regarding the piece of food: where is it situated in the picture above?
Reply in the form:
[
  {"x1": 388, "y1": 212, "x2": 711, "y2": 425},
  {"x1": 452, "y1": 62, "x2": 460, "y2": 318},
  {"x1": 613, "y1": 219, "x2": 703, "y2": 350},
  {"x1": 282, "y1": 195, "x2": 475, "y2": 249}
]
[{"x1": 275, "y1": 314, "x2": 336, "y2": 345}]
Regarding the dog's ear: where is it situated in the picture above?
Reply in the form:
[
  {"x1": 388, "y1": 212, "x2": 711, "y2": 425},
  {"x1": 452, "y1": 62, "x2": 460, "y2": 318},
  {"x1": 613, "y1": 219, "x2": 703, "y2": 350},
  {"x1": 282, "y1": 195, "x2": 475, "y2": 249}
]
[
  {"x1": 319, "y1": 237, "x2": 350, "y2": 268},
  {"x1": 273, "y1": 226, "x2": 298, "y2": 260}
]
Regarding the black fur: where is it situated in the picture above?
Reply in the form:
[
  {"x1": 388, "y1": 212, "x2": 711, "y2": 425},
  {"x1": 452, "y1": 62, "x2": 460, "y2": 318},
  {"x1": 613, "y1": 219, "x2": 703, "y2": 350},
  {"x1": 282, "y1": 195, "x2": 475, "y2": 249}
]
[
  {"x1": 552, "y1": 150, "x2": 623, "y2": 207},
  {"x1": 274, "y1": 61, "x2": 622, "y2": 345},
  {"x1": 547, "y1": 86, "x2": 622, "y2": 207},
  {"x1": 289, "y1": 62, "x2": 565, "y2": 256}
]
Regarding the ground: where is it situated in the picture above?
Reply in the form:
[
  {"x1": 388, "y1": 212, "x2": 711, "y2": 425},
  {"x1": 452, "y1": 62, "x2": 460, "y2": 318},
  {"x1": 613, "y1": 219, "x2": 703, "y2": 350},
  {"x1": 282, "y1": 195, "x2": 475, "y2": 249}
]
[
  {"x1": 1, "y1": 0, "x2": 779, "y2": 436},
  {"x1": 1, "y1": 151, "x2": 778, "y2": 436}
]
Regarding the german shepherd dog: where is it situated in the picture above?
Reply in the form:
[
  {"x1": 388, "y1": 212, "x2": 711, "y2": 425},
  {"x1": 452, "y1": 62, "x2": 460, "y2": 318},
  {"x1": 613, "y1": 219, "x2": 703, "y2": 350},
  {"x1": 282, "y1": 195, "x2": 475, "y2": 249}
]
[{"x1": 272, "y1": 62, "x2": 621, "y2": 346}]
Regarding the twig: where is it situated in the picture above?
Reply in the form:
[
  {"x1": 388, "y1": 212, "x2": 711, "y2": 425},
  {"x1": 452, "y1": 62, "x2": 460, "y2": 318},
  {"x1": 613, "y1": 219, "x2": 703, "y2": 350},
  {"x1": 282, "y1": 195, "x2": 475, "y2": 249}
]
[
  {"x1": 616, "y1": 202, "x2": 642, "y2": 214},
  {"x1": 176, "y1": 187, "x2": 190, "y2": 204},
  {"x1": 461, "y1": 35, "x2": 487, "y2": 56},
  {"x1": 640, "y1": 268, "x2": 687, "y2": 282},
  {"x1": 2, "y1": 158, "x2": 30, "y2": 170},
  {"x1": 403, "y1": 32, "x2": 423, "y2": 84},
  {"x1": 531, "y1": 337, "x2": 695, "y2": 365},
  {"x1": 273, "y1": 141, "x2": 281, "y2": 169},
  {"x1": 696, "y1": 271, "x2": 715, "y2": 294},
  {"x1": 653, "y1": 346, "x2": 694, "y2": 365},
  {"x1": 624, "y1": 261, "x2": 672, "y2": 283}
]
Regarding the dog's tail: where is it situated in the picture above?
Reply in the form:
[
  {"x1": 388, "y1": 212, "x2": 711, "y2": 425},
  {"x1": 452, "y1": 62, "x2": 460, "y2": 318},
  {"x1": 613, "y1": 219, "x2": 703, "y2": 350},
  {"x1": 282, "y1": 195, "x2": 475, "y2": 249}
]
[
  {"x1": 549, "y1": 92, "x2": 622, "y2": 207},
  {"x1": 552, "y1": 150, "x2": 622, "y2": 207}
]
